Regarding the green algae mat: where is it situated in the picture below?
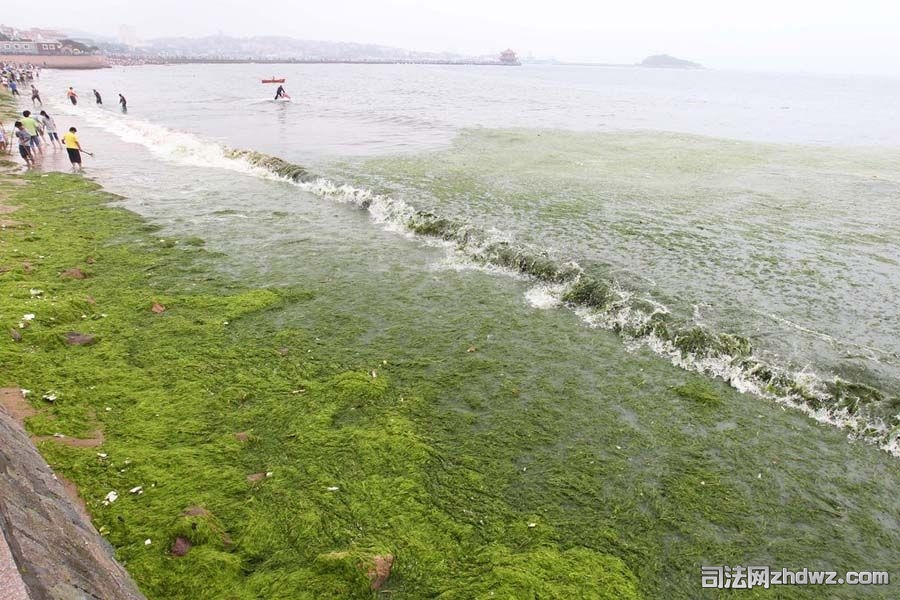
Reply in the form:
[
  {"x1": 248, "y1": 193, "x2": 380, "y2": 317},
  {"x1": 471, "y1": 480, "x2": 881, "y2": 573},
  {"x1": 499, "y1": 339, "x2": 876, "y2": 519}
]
[
  {"x1": 1, "y1": 168, "x2": 898, "y2": 600},
  {"x1": 0, "y1": 174, "x2": 640, "y2": 598}
]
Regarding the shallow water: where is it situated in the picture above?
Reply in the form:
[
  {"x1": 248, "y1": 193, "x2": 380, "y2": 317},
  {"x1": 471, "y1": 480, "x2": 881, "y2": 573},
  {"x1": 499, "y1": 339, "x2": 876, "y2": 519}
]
[{"x1": 19, "y1": 63, "x2": 900, "y2": 596}]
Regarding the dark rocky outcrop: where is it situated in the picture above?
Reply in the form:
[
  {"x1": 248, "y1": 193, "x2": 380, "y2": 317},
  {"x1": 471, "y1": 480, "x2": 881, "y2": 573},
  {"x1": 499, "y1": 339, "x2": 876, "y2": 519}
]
[{"x1": 0, "y1": 393, "x2": 145, "y2": 599}]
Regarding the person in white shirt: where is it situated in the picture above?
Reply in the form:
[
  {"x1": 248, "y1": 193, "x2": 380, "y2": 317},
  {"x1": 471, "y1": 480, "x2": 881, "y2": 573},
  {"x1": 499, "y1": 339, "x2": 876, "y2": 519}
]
[{"x1": 38, "y1": 111, "x2": 61, "y2": 148}]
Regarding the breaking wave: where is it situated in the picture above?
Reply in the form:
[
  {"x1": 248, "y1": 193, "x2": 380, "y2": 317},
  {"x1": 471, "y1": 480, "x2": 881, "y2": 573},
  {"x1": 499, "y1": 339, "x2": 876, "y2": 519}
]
[
  {"x1": 229, "y1": 148, "x2": 900, "y2": 458},
  {"x1": 60, "y1": 109, "x2": 900, "y2": 457}
]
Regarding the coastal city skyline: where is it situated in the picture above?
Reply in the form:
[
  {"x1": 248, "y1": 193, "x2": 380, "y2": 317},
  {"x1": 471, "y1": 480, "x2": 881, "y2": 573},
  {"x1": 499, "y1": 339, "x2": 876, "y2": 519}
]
[{"x1": 2, "y1": 0, "x2": 899, "y2": 76}]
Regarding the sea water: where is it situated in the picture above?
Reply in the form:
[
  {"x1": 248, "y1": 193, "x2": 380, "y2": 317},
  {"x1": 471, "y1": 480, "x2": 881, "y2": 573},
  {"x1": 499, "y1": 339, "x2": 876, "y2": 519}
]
[{"x1": 27, "y1": 63, "x2": 900, "y2": 597}]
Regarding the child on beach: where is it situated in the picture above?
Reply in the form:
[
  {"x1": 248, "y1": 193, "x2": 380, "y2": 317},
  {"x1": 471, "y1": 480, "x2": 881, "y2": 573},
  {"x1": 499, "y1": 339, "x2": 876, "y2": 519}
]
[
  {"x1": 62, "y1": 127, "x2": 84, "y2": 172},
  {"x1": 38, "y1": 111, "x2": 60, "y2": 148},
  {"x1": 66, "y1": 87, "x2": 78, "y2": 105},
  {"x1": 14, "y1": 122, "x2": 35, "y2": 167}
]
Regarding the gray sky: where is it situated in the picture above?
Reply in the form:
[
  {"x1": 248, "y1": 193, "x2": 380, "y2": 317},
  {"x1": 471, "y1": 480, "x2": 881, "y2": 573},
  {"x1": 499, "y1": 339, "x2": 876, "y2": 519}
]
[{"x1": 7, "y1": 0, "x2": 900, "y2": 75}]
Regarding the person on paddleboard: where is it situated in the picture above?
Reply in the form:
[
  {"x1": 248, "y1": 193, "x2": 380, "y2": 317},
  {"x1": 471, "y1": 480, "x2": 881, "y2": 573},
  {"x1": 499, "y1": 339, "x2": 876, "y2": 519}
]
[{"x1": 274, "y1": 85, "x2": 290, "y2": 100}]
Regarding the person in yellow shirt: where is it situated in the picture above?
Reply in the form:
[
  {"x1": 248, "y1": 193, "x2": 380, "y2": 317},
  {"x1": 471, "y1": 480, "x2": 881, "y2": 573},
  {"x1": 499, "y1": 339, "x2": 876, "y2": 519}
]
[{"x1": 62, "y1": 127, "x2": 86, "y2": 172}]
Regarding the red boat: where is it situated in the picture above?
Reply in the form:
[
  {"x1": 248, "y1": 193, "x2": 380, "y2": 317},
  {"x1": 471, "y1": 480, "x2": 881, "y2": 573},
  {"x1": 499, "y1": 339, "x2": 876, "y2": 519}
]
[{"x1": 261, "y1": 78, "x2": 285, "y2": 84}]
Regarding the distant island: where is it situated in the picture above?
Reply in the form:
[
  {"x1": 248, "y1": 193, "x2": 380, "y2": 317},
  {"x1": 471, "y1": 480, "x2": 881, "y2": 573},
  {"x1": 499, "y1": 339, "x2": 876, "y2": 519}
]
[{"x1": 640, "y1": 54, "x2": 702, "y2": 69}]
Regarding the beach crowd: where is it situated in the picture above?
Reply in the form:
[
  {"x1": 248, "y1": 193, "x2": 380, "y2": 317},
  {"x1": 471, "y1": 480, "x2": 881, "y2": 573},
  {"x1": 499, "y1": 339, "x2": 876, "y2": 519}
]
[{"x1": 1, "y1": 62, "x2": 110, "y2": 172}]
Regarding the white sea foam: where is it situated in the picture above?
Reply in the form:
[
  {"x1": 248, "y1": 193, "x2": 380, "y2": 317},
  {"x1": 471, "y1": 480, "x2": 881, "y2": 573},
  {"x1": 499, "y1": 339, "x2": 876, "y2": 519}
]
[
  {"x1": 50, "y1": 101, "x2": 267, "y2": 176},
  {"x1": 525, "y1": 283, "x2": 567, "y2": 310}
]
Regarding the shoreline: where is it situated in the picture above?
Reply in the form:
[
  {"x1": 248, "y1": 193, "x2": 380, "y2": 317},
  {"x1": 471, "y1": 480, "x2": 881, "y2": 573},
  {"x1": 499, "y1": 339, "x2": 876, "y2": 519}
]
[
  {"x1": 0, "y1": 54, "x2": 108, "y2": 69},
  {"x1": 104, "y1": 56, "x2": 521, "y2": 67}
]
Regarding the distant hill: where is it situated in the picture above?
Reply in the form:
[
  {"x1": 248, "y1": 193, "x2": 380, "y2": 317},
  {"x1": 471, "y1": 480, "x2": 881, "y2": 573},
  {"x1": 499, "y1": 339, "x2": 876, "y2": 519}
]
[
  {"x1": 101, "y1": 34, "x2": 465, "y2": 62},
  {"x1": 640, "y1": 54, "x2": 702, "y2": 69}
]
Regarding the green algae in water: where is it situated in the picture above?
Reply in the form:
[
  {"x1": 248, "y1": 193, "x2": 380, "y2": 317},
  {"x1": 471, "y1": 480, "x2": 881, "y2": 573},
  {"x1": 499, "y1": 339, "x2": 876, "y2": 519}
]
[
  {"x1": 674, "y1": 379, "x2": 723, "y2": 407},
  {"x1": 2, "y1": 125, "x2": 899, "y2": 597},
  {"x1": 563, "y1": 278, "x2": 613, "y2": 309},
  {"x1": 0, "y1": 173, "x2": 641, "y2": 599},
  {"x1": 313, "y1": 129, "x2": 900, "y2": 447}
]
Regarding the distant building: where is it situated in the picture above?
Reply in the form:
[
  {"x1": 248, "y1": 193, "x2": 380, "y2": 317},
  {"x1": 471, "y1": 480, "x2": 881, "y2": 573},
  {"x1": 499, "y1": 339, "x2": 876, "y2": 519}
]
[
  {"x1": 1, "y1": 38, "x2": 63, "y2": 54},
  {"x1": 0, "y1": 23, "x2": 70, "y2": 55},
  {"x1": 29, "y1": 27, "x2": 67, "y2": 39},
  {"x1": 499, "y1": 48, "x2": 520, "y2": 65}
]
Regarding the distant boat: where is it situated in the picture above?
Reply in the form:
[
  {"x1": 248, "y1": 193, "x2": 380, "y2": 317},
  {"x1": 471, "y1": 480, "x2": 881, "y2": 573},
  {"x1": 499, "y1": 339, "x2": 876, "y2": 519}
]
[{"x1": 261, "y1": 78, "x2": 285, "y2": 83}]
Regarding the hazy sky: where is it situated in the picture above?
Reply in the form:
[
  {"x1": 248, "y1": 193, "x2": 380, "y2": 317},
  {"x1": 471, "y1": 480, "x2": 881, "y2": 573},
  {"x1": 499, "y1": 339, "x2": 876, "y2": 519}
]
[{"x1": 6, "y1": 0, "x2": 899, "y2": 75}]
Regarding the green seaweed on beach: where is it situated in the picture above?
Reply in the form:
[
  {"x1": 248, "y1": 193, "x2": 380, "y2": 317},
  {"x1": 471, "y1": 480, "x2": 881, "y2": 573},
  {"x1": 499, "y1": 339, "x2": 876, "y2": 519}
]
[{"x1": 0, "y1": 171, "x2": 642, "y2": 599}]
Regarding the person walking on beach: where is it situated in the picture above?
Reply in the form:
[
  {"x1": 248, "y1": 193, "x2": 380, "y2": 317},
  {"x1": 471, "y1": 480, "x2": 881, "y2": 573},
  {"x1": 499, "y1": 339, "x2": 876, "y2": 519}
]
[
  {"x1": 93, "y1": 89, "x2": 102, "y2": 104},
  {"x1": 62, "y1": 127, "x2": 86, "y2": 172},
  {"x1": 20, "y1": 111, "x2": 43, "y2": 156},
  {"x1": 9, "y1": 80, "x2": 19, "y2": 96},
  {"x1": 14, "y1": 122, "x2": 35, "y2": 167},
  {"x1": 31, "y1": 85, "x2": 42, "y2": 106},
  {"x1": 118, "y1": 93, "x2": 127, "y2": 112},
  {"x1": 38, "y1": 111, "x2": 61, "y2": 148},
  {"x1": 66, "y1": 87, "x2": 78, "y2": 105}
]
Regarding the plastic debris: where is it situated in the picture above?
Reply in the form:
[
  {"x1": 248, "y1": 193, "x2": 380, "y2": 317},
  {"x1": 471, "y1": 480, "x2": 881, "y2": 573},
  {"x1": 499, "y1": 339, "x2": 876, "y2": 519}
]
[{"x1": 103, "y1": 491, "x2": 118, "y2": 505}]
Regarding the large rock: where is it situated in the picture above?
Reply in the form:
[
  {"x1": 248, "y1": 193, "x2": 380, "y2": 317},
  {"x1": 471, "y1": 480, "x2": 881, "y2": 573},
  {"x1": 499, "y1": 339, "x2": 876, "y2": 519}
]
[{"x1": 0, "y1": 393, "x2": 145, "y2": 599}]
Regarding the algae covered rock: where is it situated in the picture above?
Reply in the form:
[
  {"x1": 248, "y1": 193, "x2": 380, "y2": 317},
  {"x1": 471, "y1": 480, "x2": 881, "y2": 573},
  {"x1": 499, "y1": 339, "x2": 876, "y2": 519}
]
[
  {"x1": 64, "y1": 332, "x2": 97, "y2": 346},
  {"x1": 168, "y1": 505, "x2": 231, "y2": 555}
]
